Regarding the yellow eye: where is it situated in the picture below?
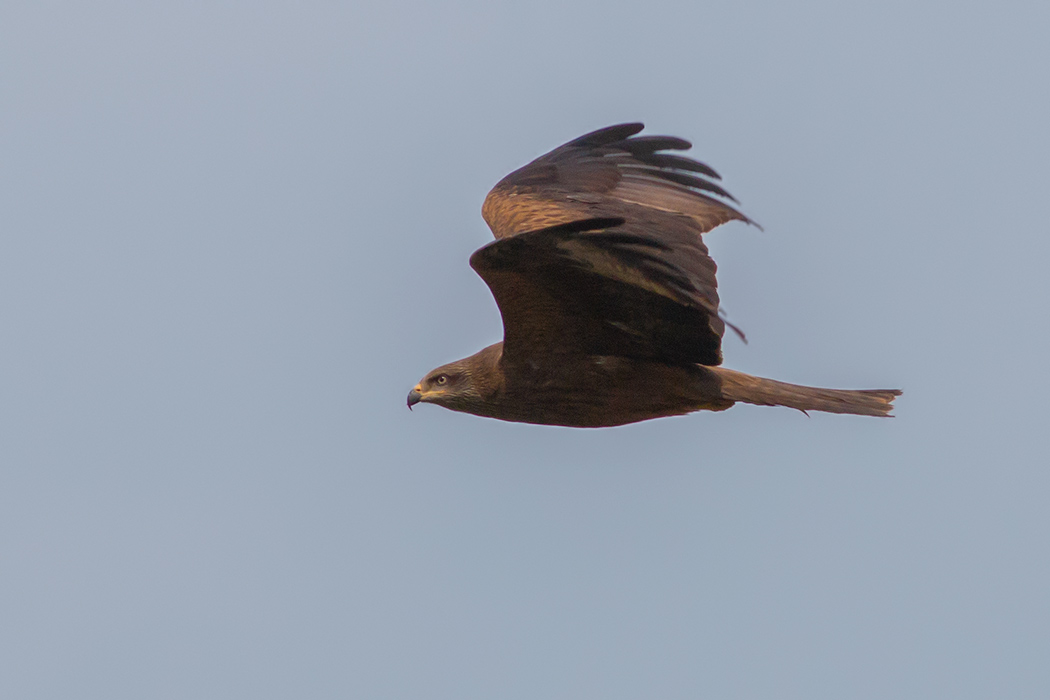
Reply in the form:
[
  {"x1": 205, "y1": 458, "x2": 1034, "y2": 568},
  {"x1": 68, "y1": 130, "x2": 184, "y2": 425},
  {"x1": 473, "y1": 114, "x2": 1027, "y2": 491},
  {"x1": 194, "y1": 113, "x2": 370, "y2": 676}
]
[{"x1": 435, "y1": 375, "x2": 448, "y2": 385}]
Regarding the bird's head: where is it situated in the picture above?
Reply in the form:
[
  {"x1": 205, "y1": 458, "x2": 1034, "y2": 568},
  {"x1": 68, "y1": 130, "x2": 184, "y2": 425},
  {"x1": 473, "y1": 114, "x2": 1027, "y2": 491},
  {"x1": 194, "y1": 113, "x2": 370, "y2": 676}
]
[
  {"x1": 407, "y1": 363, "x2": 472, "y2": 409},
  {"x1": 407, "y1": 344, "x2": 502, "y2": 415}
]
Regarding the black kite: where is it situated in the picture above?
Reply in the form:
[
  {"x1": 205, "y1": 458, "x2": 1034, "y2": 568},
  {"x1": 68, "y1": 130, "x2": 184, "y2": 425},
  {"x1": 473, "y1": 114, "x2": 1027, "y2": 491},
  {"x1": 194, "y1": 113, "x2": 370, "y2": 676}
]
[{"x1": 407, "y1": 123, "x2": 900, "y2": 427}]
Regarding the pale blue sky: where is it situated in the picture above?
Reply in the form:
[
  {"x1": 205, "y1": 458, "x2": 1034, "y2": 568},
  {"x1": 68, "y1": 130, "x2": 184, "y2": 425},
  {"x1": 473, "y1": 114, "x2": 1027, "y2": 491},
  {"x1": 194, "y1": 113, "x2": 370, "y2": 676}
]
[{"x1": 2, "y1": 1, "x2": 1048, "y2": 698}]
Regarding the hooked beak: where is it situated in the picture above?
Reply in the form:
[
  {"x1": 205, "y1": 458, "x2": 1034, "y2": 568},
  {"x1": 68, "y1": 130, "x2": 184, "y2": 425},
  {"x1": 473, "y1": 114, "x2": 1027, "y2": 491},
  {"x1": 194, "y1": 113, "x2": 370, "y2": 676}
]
[{"x1": 407, "y1": 385, "x2": 423, "y2": 410}]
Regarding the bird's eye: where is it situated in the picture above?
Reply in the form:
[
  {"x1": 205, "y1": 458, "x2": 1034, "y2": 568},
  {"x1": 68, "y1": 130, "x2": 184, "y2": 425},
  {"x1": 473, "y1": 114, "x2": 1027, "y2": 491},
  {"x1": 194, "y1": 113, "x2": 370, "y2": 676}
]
[{"x1": 435, "y1": 375, "x2": 448, "y2": 385}]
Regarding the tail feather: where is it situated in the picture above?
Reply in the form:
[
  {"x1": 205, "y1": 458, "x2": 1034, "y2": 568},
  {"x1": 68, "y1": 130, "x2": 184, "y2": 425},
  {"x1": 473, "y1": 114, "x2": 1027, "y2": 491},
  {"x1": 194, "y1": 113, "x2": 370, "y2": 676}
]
[{"x1": 711, "y1": 367, "x2": 901, "y2": 417}]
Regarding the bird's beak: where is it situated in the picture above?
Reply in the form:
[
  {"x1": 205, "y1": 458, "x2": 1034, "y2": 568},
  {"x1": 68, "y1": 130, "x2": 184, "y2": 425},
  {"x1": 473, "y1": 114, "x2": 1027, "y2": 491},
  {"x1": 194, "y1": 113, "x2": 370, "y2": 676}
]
[{"x1": 407, "y1": 385, "x2": 423, "y2": 410}]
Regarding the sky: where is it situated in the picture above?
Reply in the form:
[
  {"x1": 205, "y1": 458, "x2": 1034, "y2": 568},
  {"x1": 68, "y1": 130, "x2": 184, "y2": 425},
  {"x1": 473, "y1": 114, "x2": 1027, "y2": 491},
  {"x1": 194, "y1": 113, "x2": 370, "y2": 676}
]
[{"x1": 2, "y1": 1, "x2": 1048, "y2": 698}]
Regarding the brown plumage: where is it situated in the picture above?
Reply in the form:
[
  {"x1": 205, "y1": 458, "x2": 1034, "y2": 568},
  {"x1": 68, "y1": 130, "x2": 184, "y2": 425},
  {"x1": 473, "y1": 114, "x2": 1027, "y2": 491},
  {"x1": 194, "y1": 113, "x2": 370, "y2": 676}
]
[{"x1": 407, "y1": 123, "x2": 900, "y2": 427}]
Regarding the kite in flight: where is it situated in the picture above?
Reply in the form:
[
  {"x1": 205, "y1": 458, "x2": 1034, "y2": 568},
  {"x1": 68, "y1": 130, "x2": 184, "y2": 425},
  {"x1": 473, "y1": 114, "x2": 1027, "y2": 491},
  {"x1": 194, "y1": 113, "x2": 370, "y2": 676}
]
[{"x1": 407, "y1": 123, "x2": 900, "y2": 427}]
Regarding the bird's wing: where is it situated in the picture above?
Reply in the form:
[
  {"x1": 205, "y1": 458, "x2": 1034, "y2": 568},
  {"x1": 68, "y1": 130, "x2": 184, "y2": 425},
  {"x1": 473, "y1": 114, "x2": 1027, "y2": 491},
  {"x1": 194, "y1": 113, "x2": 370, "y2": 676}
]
[
  {"x1": 472, "y1": 124, "x2": 755, "y2": 367},
  {"x1": 470, "y1": 216, "x2": 727, "y2": 367},
  {"x1": 481, "y1": 122, "x2": 756, "y2": 240}
]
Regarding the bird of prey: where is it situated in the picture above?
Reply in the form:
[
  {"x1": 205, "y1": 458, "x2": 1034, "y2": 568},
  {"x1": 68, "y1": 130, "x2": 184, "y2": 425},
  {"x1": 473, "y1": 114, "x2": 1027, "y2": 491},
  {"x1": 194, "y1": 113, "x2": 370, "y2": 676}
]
[{"x1": 407, "y1": 123, "x2": 900, "y2": 427}]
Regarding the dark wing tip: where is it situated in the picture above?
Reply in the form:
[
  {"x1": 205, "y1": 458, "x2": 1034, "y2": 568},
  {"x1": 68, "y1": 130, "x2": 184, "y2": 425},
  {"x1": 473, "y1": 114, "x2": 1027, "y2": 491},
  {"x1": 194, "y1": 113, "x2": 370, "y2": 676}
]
[
  {"x1": 564, "y1": 123, "x2": 645, "y2": 148},
  {"x1": 649, "y1": 169, "x2": 740, "y2": 202},
  {"x1": 619, "y1": 134, "x2": 693, "y2": 152},
  {"x1": 643, "y1": 153, "x2": 722, "y2": 180}
]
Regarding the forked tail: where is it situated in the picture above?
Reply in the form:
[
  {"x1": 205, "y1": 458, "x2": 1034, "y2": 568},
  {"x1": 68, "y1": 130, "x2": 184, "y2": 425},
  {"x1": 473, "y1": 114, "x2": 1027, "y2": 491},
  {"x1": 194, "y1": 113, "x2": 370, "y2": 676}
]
[{"x1": 711, "y1": 367, "x2": 901, "y2": 417}]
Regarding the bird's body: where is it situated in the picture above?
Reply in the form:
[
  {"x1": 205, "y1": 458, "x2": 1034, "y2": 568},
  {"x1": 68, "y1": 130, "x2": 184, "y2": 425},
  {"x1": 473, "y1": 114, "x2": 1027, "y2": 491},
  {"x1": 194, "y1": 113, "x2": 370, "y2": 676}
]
[
  {"x1": 415, "y1": 342, "x2": 731, "y2": 428},
  {"x1": 408, "y1": 123, "x2": 900, "y2": 426}
]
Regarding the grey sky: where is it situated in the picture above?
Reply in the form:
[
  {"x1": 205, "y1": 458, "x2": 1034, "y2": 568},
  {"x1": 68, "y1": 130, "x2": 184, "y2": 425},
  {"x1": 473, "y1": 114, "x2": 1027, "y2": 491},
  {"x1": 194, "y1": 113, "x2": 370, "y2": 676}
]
[{"x1": 2, "y1": 1, "x2": 1048, "y2": 698}]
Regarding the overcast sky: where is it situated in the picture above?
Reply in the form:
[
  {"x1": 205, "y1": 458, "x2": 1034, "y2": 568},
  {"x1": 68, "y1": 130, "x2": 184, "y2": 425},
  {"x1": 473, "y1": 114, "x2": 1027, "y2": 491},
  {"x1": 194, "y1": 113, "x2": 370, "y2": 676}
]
[{"x1": 2, "y1": 1, "x2": 1048, "y2": 698}]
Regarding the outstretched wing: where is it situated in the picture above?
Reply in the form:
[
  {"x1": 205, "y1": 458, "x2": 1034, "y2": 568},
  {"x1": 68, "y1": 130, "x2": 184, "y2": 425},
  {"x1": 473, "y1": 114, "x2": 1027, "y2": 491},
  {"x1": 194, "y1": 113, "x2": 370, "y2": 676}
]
[
  {"x1": 472, "y1": 124, "x2": 755, "y2": 367},
  {"x1": 470, "y1": 217, "x2": 727, "y2": 366},
  {"x1": 481, "y1": 122, "x2": 756, "y2": 240}
]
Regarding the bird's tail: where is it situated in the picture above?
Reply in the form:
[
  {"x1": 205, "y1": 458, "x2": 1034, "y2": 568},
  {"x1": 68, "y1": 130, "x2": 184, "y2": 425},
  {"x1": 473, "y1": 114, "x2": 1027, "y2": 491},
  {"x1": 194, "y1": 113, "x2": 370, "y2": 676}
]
[{"x1": 710, "y1": 367, "x2": 901, "y2": 417}]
